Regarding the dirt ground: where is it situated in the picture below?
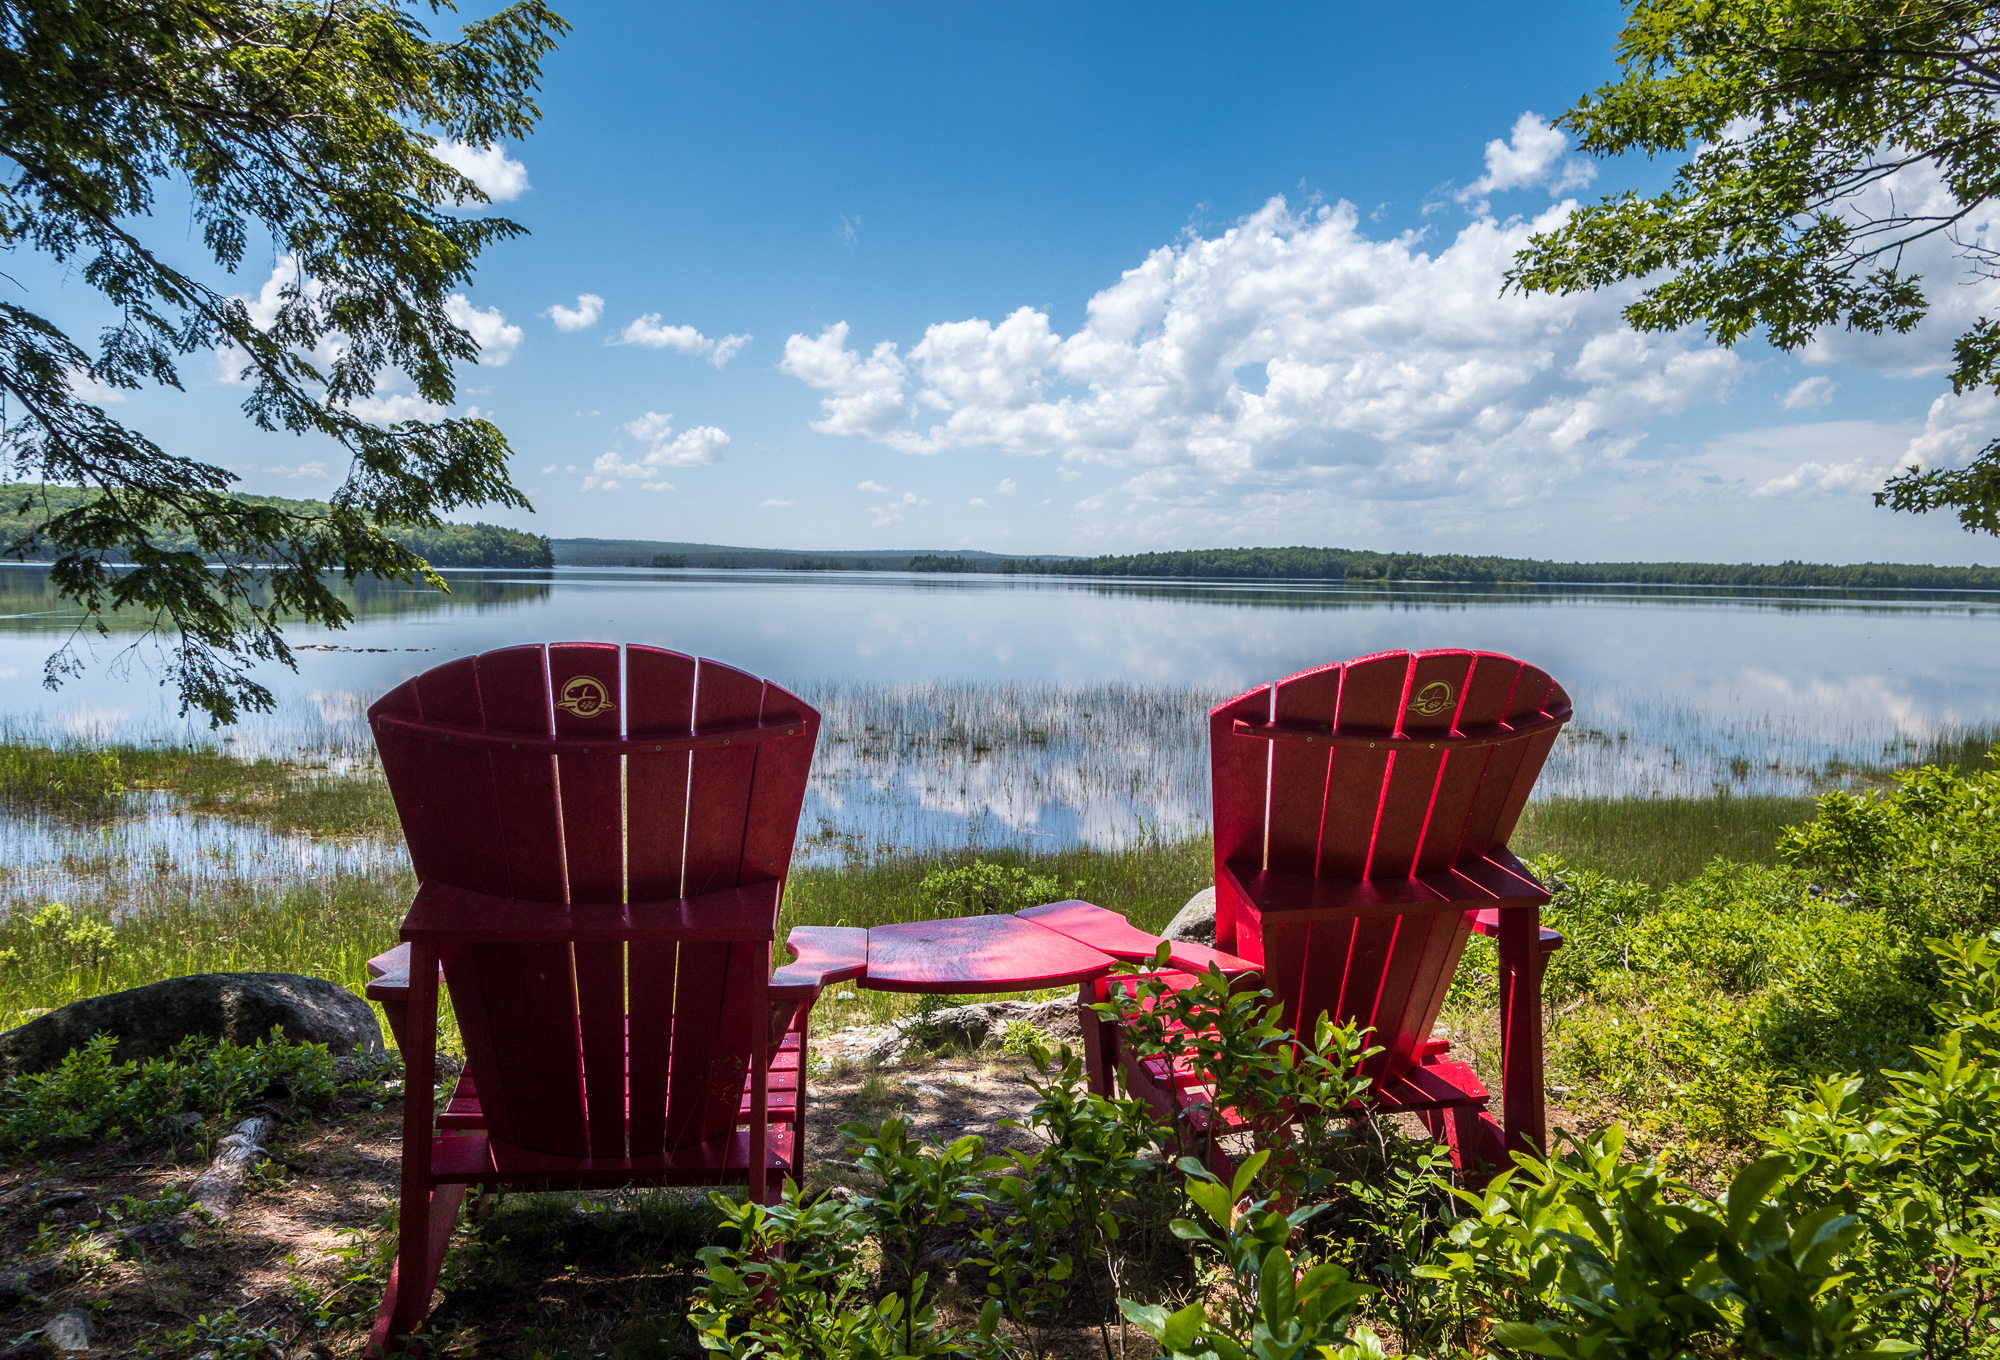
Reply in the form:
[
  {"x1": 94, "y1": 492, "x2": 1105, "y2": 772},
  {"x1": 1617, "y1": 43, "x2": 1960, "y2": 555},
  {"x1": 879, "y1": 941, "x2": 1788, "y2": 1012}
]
[{"x1": 0, "y1": 1037, "x2": 1064, "y2": 1359}]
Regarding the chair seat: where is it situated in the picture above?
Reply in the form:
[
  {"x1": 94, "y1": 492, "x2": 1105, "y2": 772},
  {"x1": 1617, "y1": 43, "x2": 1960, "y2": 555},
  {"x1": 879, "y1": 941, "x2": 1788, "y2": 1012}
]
[{"x1": 429, "y1": 1128, "x2": 797, "y2": 1189}]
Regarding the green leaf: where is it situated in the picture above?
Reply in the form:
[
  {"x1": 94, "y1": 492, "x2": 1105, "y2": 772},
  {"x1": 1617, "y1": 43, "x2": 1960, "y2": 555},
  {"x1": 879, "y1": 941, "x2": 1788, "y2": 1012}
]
[{"x1": 1490, "y1": 1322, "x2": 1571, "y2": 1358}]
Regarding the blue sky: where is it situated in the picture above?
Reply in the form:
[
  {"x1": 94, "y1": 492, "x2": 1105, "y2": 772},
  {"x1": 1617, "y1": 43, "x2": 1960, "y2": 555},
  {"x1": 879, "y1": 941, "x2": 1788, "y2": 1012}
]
[{"x1": 31, "y1": 0, "x2": 2000, "y2": 564}]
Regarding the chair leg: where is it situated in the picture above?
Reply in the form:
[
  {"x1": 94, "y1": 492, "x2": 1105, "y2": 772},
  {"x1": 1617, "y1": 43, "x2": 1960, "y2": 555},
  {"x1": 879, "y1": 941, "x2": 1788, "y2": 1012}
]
[
  {"x1": 793, "y1": 1012, "x2": 812, "y2": 1188},
  {"x1": 373, "y1": 940, "x2": 445, "y2": 1356},
  {"x1": 1496, "y1": 906, "x2": 1547, "y2": 1161},
  {"x1": 1079, "y1": 979, "x2": 1117, "y2": 1096}
]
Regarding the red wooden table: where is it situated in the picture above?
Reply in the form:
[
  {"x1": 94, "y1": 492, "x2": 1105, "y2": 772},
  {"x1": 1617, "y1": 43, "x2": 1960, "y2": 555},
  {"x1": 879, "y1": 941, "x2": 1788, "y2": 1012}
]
[{"x1": 853, "y1": 899, "x2": 1258, "y2": 994}]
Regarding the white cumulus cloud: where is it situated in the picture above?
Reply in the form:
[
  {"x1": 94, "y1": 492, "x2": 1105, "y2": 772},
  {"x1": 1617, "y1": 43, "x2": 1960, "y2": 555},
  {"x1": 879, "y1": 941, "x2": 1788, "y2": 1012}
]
[
  {"x1": 781, "y1": 191, "x2": 1740, "y2": 539},
  {"x1": 546, "y1": 294, "x2": 605, "y2": 332},
  {"x1": 446, "y1": 295, "x2": 522, "y2": 365},
  {"x1": 613, "y1": 315, "x2": 752, "y2": 368},
  {"x1": 1781, "y1": 376, "x2": 1838, "y2": 411},
  {"x1": 432, "y1": 139, "x2": 530, "y2": 202},
  {"x1": 580, "y1": 412, "x2": 730, "y2": 492},
  {"x1": 1460, "y1": 113, "x2": 1595, "y2": 200}
]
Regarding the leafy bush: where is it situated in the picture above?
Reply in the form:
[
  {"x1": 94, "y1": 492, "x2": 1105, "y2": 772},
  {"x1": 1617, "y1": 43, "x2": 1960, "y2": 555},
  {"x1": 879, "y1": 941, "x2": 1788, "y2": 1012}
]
[
  {"x1": 0, "y1": 1028, "x2": 338, "y2": 1152},
  {"x1": 917, "y1": 860, "x2": 1083, "y2": 918},
  {"x1": 0, "y1": 902, "x2": 118, "y2": 981}
]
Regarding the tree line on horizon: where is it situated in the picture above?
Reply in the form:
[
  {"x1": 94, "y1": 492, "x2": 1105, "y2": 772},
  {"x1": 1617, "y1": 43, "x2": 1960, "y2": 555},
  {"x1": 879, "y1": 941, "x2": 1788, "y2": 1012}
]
[
  {"x1": 0, "y1": 485, "x2": 553, "y2": 571},
  {"x1": 905, "y1": 547, "x2": 2000, "y2": 590}
]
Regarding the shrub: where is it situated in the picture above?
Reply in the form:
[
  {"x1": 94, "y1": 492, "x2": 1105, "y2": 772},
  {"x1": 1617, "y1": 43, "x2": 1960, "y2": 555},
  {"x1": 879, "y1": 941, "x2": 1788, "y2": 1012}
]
[
  {"x1": 917, "y1": 860, "x2": 1083, "y2": 918},
  {"x1": 0, "y1": 1027, "x2": 338, "y2": 1152}
]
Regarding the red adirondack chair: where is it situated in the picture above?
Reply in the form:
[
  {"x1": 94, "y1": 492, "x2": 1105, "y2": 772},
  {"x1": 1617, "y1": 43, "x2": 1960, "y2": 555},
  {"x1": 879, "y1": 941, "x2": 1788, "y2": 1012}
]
[
  {"x1": 1096, "y1": 648, "x2": 1571, "y2": 1174},
  {"x1": 359, "y1": 643, "x2": 863, "y2": 1355}
]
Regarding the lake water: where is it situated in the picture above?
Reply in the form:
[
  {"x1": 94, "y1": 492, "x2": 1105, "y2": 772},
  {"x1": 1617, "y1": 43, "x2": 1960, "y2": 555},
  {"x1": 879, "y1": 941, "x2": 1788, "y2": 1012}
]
[{"x1": 4, "y1": 564, "x2": 1998, "y2": 900}]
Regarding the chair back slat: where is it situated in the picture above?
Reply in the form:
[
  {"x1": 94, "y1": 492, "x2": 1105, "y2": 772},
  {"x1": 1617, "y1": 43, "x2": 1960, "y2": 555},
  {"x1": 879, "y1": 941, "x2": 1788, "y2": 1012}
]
[
  {"x1": 368, "y1": 644, "x2": 819, "y2": 1164},
  {"x1": 1453, "y1": 663, "x2": 1557, "y2": 859},
  {"x1": 387, "y1": 657, "x2": 511, "y2": 896},
  {"x1": 683, "y1": 659, "x2": 768, "y2": 895},
  {"x1": 1308, "y1": 654, "x2": 1407, "y2": 1060},
  {"x1": 1413, "y1": 651, "x2": 1526, "y2": 873},
  {"x1": 472, "y1": 645, "x2": 567, "y2": 903},
  {"x1": 738, "y1": 680, "x2": 820, "y2": 888},
  {"x1": 623, "y1": 646, "x2": 698, "y2": 1156},
  {"x1": 659, "y1": 658, "x2": 770, "y2": 1151},
  {"x1": 545, "y1": 643, "x2": 628, "y2": 1159},
  {"x1": 549, "y1": 642, "x2": 625, "y2": 901},
  {"x1": 626, "y1": 647, "x2": 699, "y2": 900},
  {"x1": 1368, "y1": 651, "x2": 1474, "y2": 878},
  {"x1": 1208, "y1": 649, "x2": 1568, "y2": 1083},
  {"x1": 1266, "y1": 665, "x2": 1341, "y2": 877},
  {"x1": 1208, "y1": 687, "x2": 1271, "y2": 955}
]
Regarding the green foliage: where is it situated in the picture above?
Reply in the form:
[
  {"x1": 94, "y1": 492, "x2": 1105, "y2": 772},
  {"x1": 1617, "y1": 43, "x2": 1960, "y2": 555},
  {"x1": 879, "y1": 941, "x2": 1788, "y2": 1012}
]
[
  {"x1": 839, "y1": 1116, "x2": 1010, "y2": 1354},
  {"x1": 917, "y1": 546, "x2": 2000, "y2": 590},
  {"x1": 916, "y1": 860, "x2": 1083, "y2": 918},
  {"x1": 1779, "y1": 755, "x2": 2000, "y2": 938},
  {"x1": 0, "y1": 1028, "x2": 337, "y2": 1152},
  {"x1": 694, "y1": 1184, "x2": 998, "y2": 1360},
  {"x1": 1509, "y1": 0, "x2": 2000, "y2": 534},
  {"x1": 0, "y1": 743, "x2": 124, "y2": 813},
  {"x1": 0, "y1": 0, "x2": 566, "y2": 721},
  {"x1": 1417, "y1": 932, "x2": 2000, "y2": 1360},
  {"x1": 0, "y1": 483, "x2": 553, "y2": 569},
  {"x1": 971, "y1": 1042, "x2": 1166, "y2": 1357},
  {"x1": 1109, "y1": 952, "x2": 1378, "y2": 1202},
  {"x1": 1124, "y1": 1150, "x2": 1374, "y2": 1360},
  {"x1": 0, "y1": 902, "x2": 119, "y2": 982}
]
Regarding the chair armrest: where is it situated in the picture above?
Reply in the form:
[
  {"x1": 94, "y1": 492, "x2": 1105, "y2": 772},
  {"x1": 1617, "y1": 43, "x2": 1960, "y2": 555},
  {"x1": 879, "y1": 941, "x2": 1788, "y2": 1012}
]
[
  {"x1": 1469, "y1": 908, "x2": 1564, "y2": 954},
  {"x1": 1017, "y1": 899, "x2": 1259, "y2": 978},
  {"x1": 771, "y1": 926, "x2": 869, "y2": 998},
  {"x1": 401, "y1": 879, "x2": 782, "y2": 944}
]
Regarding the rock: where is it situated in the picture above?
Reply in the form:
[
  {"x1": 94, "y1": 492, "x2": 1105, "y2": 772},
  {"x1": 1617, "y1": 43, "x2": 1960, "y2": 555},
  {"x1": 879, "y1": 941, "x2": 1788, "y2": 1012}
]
[
  {"x1": 862, "y1": 997, "x2": 1081, "y2": 1064},
  {"x1": 1162, "y1": 888, "x2": 1217, "y2": 946},
  {"x1": 40, "y1": 1308, "x2": 93, "y2": 1353},
  {"x1": 0, "y1": 1257, "x2": 56, "y2": 1308},
  {"x1": 0, "y1": 973, "x2": 382, "y2": 1079}
]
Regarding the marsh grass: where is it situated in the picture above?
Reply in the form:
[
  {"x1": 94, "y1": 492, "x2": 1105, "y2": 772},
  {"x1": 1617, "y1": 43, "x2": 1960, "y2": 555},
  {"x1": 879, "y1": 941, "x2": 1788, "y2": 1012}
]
[
  {"x1": 1513, "y1": 793, "x2": 1819, "y2": 884},
  {"x1": 0, "y1": 868, "x2": 427, "y2": 1042},
  {"x1": 0, "y1": 740, "x2": 400, "y2": 837}
]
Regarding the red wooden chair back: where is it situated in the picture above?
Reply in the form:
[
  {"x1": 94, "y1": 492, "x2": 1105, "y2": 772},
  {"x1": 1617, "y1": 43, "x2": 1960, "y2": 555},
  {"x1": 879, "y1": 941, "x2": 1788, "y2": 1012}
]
[
  {"x1": 1209, "y1": 648, "x2": 1569, "y2": 1082},
  {"x1": 368, "y1": 643, "x2": 819, "y2": 1161}
]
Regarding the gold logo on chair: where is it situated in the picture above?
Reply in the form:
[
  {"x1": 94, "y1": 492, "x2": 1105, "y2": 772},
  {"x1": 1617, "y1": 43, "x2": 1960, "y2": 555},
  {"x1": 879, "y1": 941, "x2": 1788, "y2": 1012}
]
[
  {"x1": 555, "y1": 675, "x2": 616, "y2": 718},
  {"x1": 1409, "y1": 681, "x2": 1456, "y2": 717}
]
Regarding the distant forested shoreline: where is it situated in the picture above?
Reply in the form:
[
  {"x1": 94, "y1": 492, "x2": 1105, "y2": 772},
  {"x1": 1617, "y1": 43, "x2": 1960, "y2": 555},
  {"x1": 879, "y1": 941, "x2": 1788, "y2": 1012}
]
[
  {"x1": 0, "y1": 484, "x2": 553, "y2": 569},
  {"x1": 906, "y1": 547, "x2": 2000, "y2": 590}
]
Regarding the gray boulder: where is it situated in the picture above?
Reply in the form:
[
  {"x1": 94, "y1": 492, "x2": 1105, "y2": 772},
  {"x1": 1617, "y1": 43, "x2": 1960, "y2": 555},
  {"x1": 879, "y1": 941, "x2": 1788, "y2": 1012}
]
[
  {"x1": 1162, "y1": 887, "x2": 1217, "y2": 946},
  {"x1": 0, "y1": 973, "x2": 382, "y2": 1079},
  {"x1": 864, "y1": 997, "x2": 1082, "y2": 1065},
  {"x1": 39, "y1": 1308, "x2": 94, "y2": 1354}
]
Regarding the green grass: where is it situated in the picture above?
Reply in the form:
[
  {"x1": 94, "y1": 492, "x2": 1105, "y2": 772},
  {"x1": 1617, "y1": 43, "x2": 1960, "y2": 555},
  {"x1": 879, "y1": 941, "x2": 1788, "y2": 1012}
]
[
  {"x1": 0, "y1": 870, "x2": 418, "y2": 1039},
  {"x1": 0, "y1": 740, "x2": 399, "y2": 835},
  {"x1": 1514, "y1": 793, "x2": 1818, "y2": 884}
]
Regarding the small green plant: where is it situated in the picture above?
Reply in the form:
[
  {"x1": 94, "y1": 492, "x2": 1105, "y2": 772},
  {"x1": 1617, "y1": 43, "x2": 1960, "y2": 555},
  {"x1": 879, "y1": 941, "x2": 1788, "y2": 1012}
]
[
  {"x1": 1107, "y1": 951, "x2": 1377, "y2": 1203},
  {"x1": 998, "y1": 1016, "x2": 1048, "y2": 1056},
  {"x1": 970, "y1": 1041, "x2": 1165, "y2": 1359},
  {"x1": 840, "y1": 1116, "x2": 1008, "y2": 1354},
  {"x1": 1123, "y1": 1149, "x2": 1375, "y2": 1360},
  {"x1": 695, "y1": 1182, "x2": 1000, "y2": 1360},
  {"x1": 0, "y1": 903, "x2": 119, "y2": 980}
]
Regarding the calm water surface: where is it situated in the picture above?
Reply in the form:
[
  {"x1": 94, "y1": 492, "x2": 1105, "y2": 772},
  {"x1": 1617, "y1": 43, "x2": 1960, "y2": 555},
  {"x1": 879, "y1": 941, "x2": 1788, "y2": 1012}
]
[{"x1": 3, "y1": 565, "x2": 1996, "y2": 897}]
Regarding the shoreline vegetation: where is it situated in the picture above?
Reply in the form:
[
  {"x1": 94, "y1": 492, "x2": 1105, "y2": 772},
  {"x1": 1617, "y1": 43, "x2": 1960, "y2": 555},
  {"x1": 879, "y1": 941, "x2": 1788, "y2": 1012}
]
[
  {"x1": 1, "y1": 482, "x2": 553, "y2": 570},
  {"x1": 552, "y1": 536, "x2": 2000, "y2": 591}
]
